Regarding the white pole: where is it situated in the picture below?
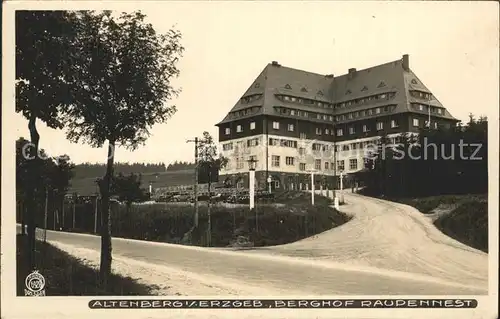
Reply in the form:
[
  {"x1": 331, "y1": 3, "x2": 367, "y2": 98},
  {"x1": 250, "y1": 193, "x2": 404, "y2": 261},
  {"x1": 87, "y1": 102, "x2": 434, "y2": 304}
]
[
  {"x1": 249, "y1": 169, "x2": 255, "y2": 209},
  {"x1": 340, "y1": 172, "x2": 344, "y2": 191},
  {"x1": 149, "y1": 183, "x2": 152, "y2": 195},
  {"x1": 311, "y1": 172, "x2": 315, "y2": 206}
]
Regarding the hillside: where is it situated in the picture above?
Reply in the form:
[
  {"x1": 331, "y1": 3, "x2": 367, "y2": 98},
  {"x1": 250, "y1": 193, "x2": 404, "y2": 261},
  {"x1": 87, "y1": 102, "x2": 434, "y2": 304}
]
[{"x1": 69, "y1": 169, "x2": 195, "y2": 195}]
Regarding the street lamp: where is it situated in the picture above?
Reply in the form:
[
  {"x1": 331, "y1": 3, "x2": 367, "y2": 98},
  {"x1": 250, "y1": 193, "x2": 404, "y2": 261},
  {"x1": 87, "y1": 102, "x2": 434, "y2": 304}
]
[
  {"x1": 267, "y1": 176, "x2": 272, "y2": 193},
  {"x1": 247, "y1": 157, "x2": 258, "y2": 210}
]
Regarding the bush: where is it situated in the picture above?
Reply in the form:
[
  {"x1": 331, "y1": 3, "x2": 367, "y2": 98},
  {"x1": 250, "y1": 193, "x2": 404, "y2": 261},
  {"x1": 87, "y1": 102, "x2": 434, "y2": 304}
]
[{"x1": 434, "y1": 200, "x2": 488, "y2": 252}]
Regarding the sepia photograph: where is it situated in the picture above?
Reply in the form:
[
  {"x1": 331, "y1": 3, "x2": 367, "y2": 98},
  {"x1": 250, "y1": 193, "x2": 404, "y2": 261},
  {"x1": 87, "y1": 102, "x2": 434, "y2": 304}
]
[{"x1": 1, "y1": 1, "x2": 498, "y2": 318}]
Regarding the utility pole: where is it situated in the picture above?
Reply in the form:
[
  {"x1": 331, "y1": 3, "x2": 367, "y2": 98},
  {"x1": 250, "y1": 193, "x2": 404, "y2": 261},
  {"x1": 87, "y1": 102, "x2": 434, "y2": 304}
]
[
  {"x1": 186, "y1": 137, "x2": 200, "y2": 228},
  {"x1": 44, "y1": 188, "x2": 48, "y2": 242}
]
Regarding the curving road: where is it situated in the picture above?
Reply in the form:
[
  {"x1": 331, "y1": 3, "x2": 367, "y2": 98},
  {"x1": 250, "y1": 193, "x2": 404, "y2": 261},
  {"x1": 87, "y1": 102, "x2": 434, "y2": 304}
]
[{"x1": 22, "y1": 192, "x2": 488, "y2": 295}]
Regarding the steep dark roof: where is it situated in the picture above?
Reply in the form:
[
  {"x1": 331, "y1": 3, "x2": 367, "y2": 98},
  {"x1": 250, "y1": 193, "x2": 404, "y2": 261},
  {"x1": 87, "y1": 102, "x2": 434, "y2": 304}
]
[{"x1": 216, "y1": 55, "x2": 457, "y2": 125}]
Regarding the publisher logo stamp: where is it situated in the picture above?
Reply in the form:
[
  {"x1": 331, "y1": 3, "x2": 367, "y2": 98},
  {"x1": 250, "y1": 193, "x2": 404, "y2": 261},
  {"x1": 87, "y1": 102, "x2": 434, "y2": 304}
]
[{"x1": 24, "y1": 270, "x2": 46, "y2": 296}]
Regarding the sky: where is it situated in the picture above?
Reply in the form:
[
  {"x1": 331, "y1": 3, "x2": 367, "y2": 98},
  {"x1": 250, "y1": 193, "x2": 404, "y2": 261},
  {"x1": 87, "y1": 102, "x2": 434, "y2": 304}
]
[{"x1": 6, "y1": 1, "x2": 499, "y2": 165}]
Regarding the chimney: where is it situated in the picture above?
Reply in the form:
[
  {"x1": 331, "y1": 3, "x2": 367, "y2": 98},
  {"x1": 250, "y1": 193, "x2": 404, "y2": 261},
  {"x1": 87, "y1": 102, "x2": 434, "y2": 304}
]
[
  {"x1": 348, "y1": 68, "x2": 356, "y2": 79},
  {"x1": 325, "y1": 74, "x2": 334, "y2": 78},
  {"x1": 402, "y1": 54, "x2": 409, "y2": 71},
  {"x1": 271, "y1": 61, "x2": 281, "y2": 67}
]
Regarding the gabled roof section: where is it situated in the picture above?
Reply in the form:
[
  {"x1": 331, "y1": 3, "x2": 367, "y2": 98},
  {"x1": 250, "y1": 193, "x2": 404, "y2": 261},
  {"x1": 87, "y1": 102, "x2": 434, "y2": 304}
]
[
  {"x1": 403, "y1": 70, "x2": 457, "y2": 120},
  {"x1": 332, "y1": 59, "x2": 411, "y2": 115},
  {"x1": 216, "y1": 65, "x2": 269, "y2": 125}
]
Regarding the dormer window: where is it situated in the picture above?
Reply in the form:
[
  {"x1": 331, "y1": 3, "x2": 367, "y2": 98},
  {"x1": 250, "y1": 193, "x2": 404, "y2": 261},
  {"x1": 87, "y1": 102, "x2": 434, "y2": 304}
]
[
  {"x1": 285, "y1": 84, "x2": 292, "y2": 89},
  {"x1": 346, "y1": 89, "x2": 352, "y2": 95},
  {"x1": 317, "y1": 90, "x2": 324, "y2": 96},
  {"x1": 301, "y1": 87, "x2": 308, "y2": 92},
  {"x1": 254, "y1": 83, "x2": 260, "y2": 88},
  {"x1": 378, "y1": 81, "x2": 386, "y2": 88},
  {"x1": 411, "y1": 79, "x2": 418, "y2": 84},
  {"x1": 361, "y1": 86, "x2": 368, "y2": 91}
]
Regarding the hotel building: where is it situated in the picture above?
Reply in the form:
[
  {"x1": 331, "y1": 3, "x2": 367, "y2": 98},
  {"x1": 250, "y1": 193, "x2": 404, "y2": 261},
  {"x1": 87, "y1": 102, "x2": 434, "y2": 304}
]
[{"x1": 215, "y1": 54, "x2": 458, "y2": 191}]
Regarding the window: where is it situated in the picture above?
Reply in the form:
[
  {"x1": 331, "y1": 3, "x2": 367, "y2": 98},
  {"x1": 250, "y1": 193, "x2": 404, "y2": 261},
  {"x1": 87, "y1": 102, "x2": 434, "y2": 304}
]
[
  {"x1": 298, "y1": 147, "x2": 305, "y2": 155},
  {"x1": 250, "y1": 122, "x2": 256, "y2": 130},
  {"x1": 391, "y1": 120, "x2": 398, "y2": 128},
  {"x1": 288, "y1": 124, "x2": 294, "y2": 132},
  {"x1": 223, "y1": 143, "x2": 233, "y2": 151},
  {"x1": 375, "y1": 108, "x2": 381, "y2": 114},
  {"x1": 269, "y1": 138, "x2": 279, "y2": 146},
  {"x1": 419, "y1": 104, "x2": 424, "y2": 111},
  {"x1": 247, "y1": 138, "x2": 259, "y2": 147},
  {"x1": 434, "y1": 122, "x2": 438, "y2": 129},
  {"x1": 437, "y1": 108, "x2": 443, "y2": 114},
  {"x1": 317, "y1": 114, "x2": 321, "y2": 120},
  {"x1": 299, "y1": 132, "x2": 307, "y2": 139},
  {"x1": 304, "y1": 112, "x2": 308, "y2": 117},
  {"x1": 342, "y1": 145, "x2": 350, "y2": 151},
  {"x1": 291, "y1": 97, "x2": 296, "y2": 102},
  {"x1": 329, "y1": 116, "x2": 333, "y2": 121},
  {"x1": 337, "y1": 160, "x2": 345, "y2": 171},
  {"x1": 376, "y1": 122, "x2": 383, "y2": 130},
  {"x1": 236, "y1": 157, "x2": 244, "y2": 169},
  {"x1": 273, "y1": 121, "x2": 280, "y2": 129},
  {"x1": 315, "y1": 159, "x2": 321, "y2": 170},
  {"x1": 349, "y1": 127, "x2": 355, "y2": 134},
  {"x1": 325, "y1": 129, "x2": 330, "y2": 135},
  {"x1": 225, "y1": 128, "x2": 230, "y2": 135},
  {"x1": 316, "y1": 127, "x2": 322, "y2": 135},
  {"x1": 349, "y1": 159, "x2": 358, "y2": 170},
  {"x1": 363, "y1": 125, "x2": 369, "y2": 132},
  {"x1": 236, "y1": 125, "x2": 242, "y2": 132},
  {"x1": 284, "y1": 96, "x2": 290, "y2": 101},
  {"x1": 299, "y1": 163, "x2": 306, "y2": 171},
  {"x1": 272, "y1": 156, "x2": 280, "y2": 167},
  {"x1": 285, "y1": 157, "x2": 295, "y2": 166},
  {"x1": 337, "y1": 129, "x2": 343, "y2": 136},
  {"x1": 380, "y1": 94, "x2": 386, "y2": 99},
  {"x1": 312, "y1": 143, "x2": 322, "y2": 151},
  {"x1": 325, "y1": 162, "x2": 329, "y2": 170},
  {"x1": 290, "y1": 110, "x2": 295, "y2": 116},
  {"x1": 348, "y1": 113, "x2": 353, "y2": 119},
  {"x1": 413, "y1": 118, "x2": 419, "y2": 127}
]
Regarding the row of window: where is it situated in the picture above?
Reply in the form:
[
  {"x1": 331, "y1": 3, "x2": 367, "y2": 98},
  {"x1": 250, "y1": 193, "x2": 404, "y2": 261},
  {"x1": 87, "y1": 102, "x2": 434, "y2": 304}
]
[
  {"x1": 225, "y1": 115, "x2": 441, "y2": 136},
  {"x1": 276, "y1": 92, "x2": 396, "y2": 112},
  {"x1": 409, "y1": 90, "x2": 432, "y2": 100},
  {"x1": 240, "y1": 94, "x2": 263, "y2": 104},
  {"x1": 222, "y1": 138, "x2": 261, "y2": 151},
  {"x1": 227, "y1": 106, "x2": 261, "y2": 120},
  {"x1": 411, "y1": 103, "x2": 444, "y2": 115},
  {"x1": 269, "y1": 155, "x2": 358, "y2": 171}
]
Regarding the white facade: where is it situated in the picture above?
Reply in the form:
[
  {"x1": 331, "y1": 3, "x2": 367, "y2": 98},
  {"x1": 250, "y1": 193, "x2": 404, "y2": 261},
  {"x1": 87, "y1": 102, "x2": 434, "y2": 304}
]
[{"x1": 219, "y1": 132, "x2": 415, "y2": 177}]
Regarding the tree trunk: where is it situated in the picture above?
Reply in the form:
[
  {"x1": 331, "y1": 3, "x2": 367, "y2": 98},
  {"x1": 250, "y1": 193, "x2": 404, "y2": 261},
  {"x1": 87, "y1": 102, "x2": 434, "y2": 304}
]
[
  {"x1": 99, "y1": 140, "x2": 115, "y2": 289},
  {"x1": 21, "y1": 200, "x2": 26, "y2": 235},
  {"x1": 26, "y1": 114, "x2": 40, "y2": 271}
]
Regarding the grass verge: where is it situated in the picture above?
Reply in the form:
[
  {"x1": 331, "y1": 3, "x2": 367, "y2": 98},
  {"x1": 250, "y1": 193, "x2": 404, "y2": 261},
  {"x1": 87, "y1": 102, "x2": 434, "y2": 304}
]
[{"x1": 16, "y1": 234, "x2": 159, "y2": 296}]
